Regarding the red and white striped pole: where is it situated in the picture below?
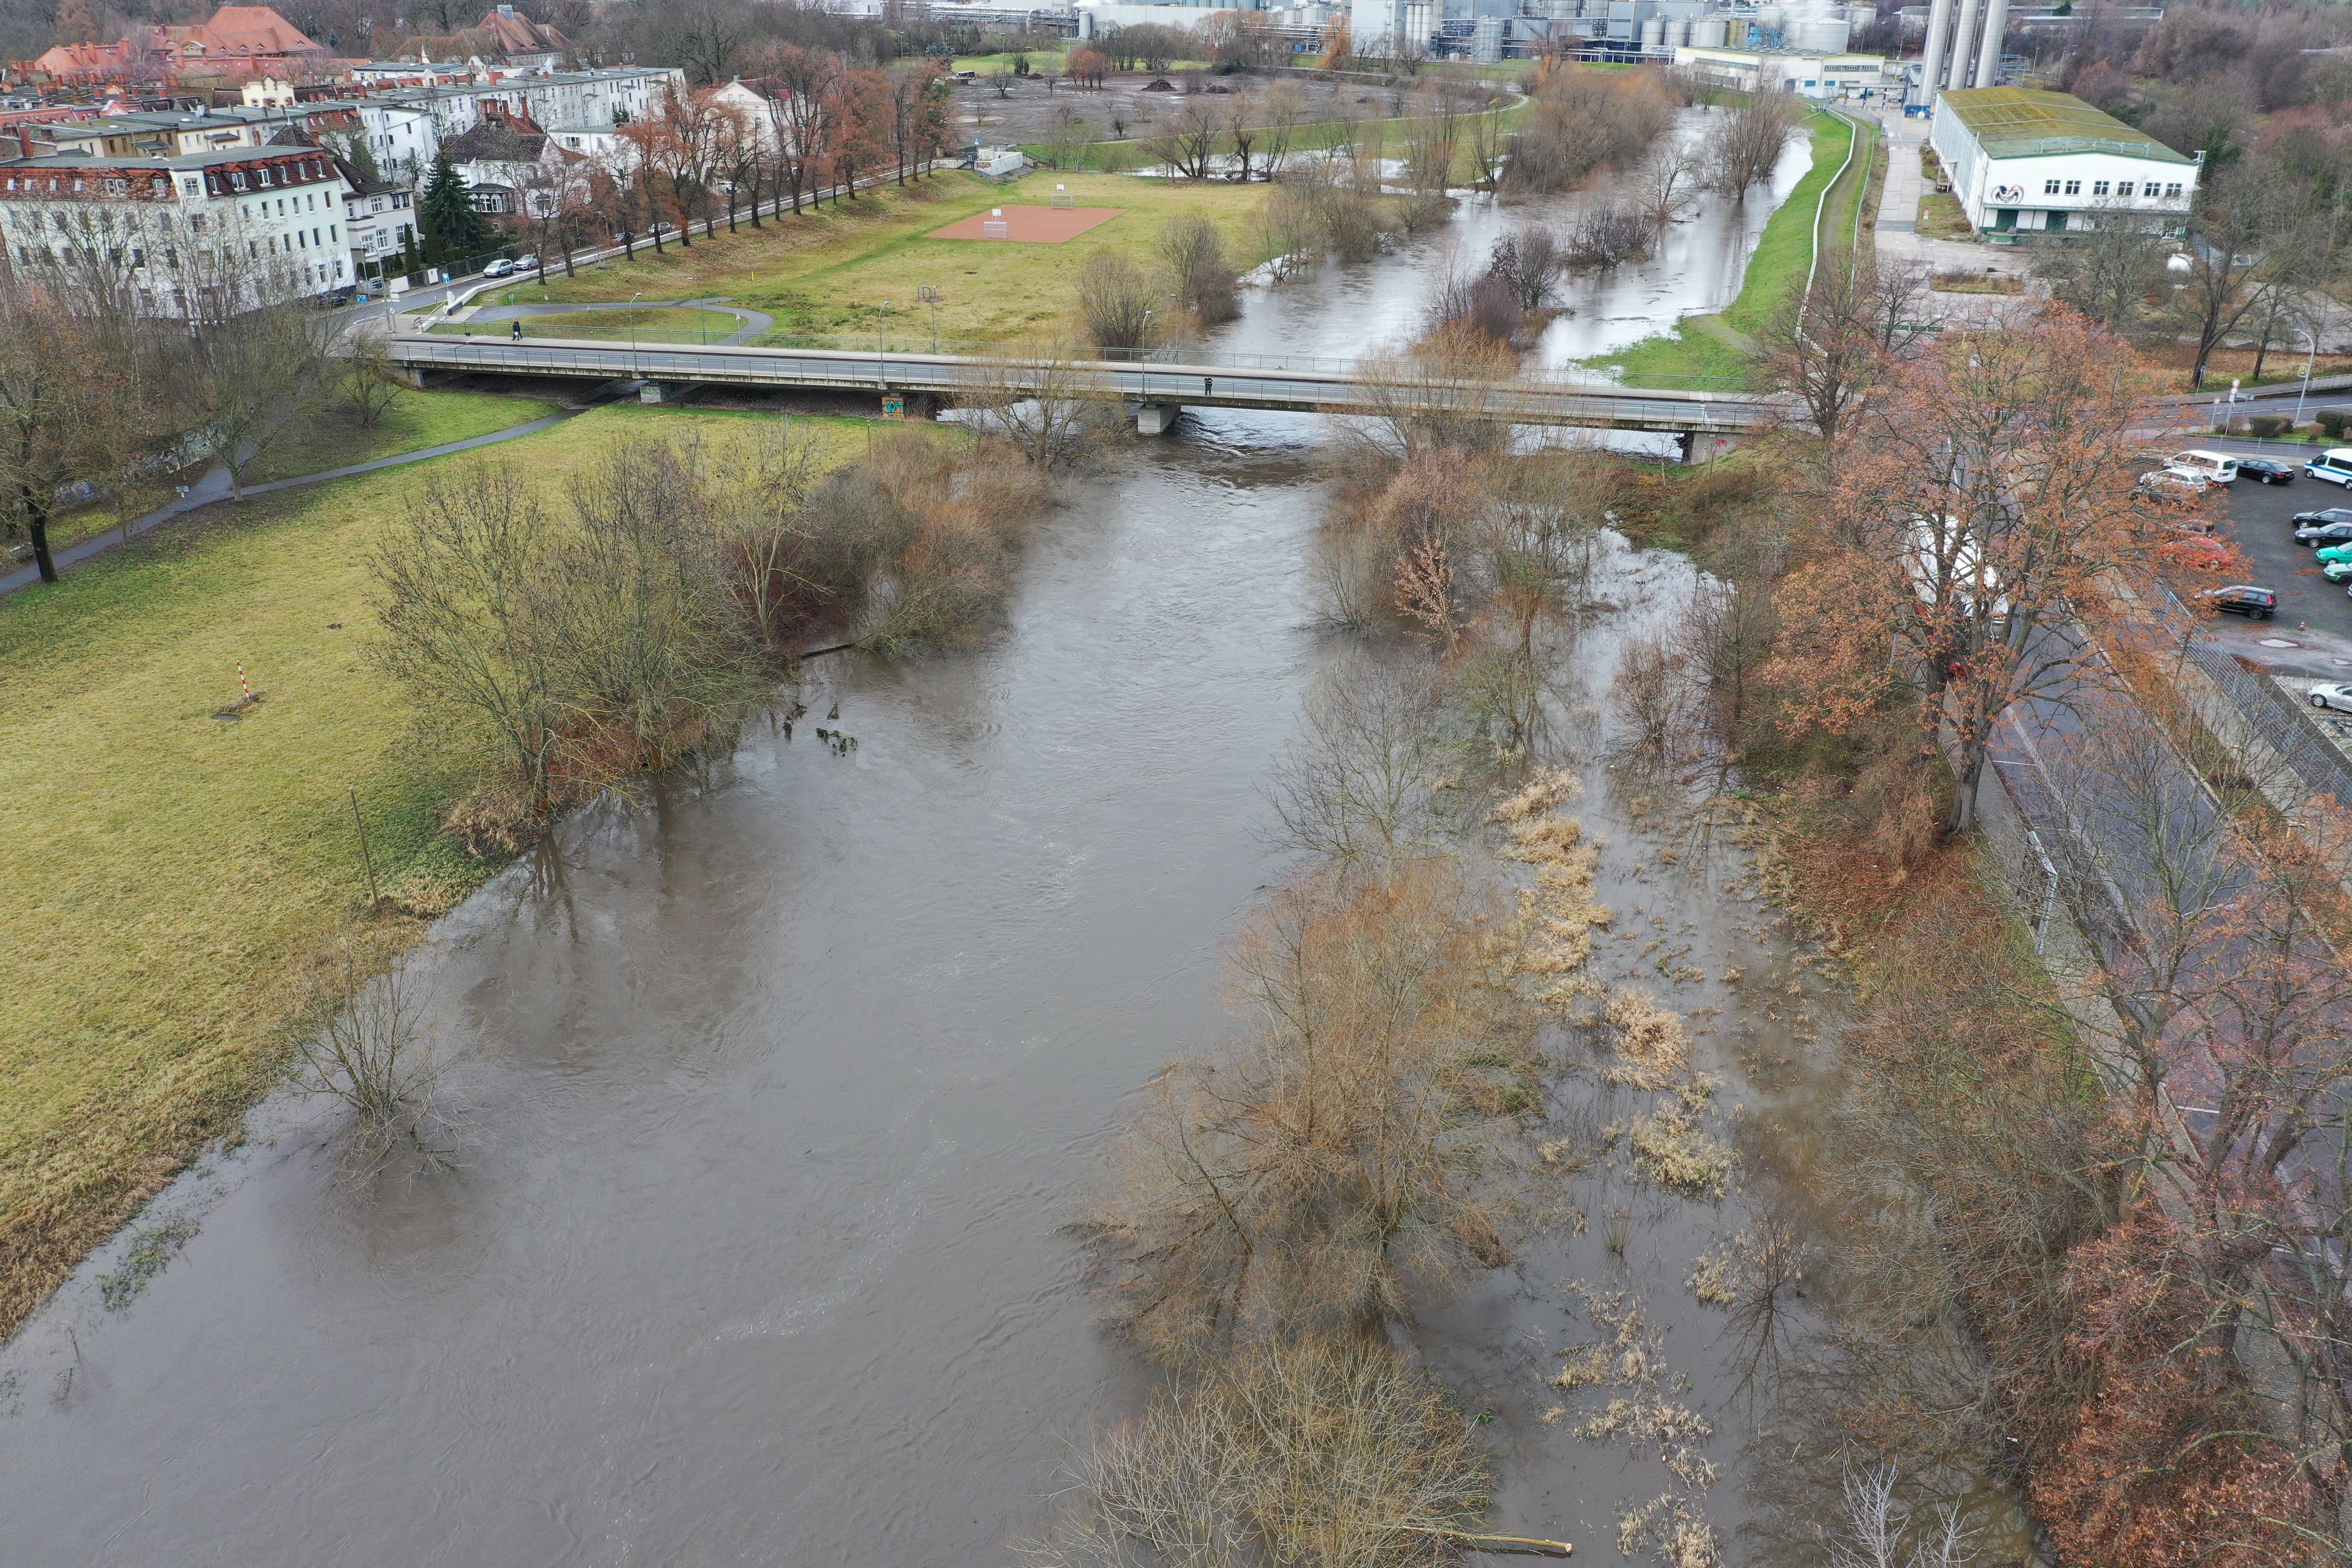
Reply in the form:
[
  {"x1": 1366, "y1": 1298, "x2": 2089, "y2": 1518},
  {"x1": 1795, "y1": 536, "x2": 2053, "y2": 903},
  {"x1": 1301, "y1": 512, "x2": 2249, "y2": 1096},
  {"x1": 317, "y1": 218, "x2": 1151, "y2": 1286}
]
[{"x1": 237, "y1": 662, "x2": 250, "y2": 701}]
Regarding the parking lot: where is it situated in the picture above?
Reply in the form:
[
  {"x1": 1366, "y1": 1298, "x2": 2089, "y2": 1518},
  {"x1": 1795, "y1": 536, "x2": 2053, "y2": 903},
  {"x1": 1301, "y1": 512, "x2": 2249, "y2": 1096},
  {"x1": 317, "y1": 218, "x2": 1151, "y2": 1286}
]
[{"x1": 2205, "y1": 446, "x2": 2352, "y2": 680}]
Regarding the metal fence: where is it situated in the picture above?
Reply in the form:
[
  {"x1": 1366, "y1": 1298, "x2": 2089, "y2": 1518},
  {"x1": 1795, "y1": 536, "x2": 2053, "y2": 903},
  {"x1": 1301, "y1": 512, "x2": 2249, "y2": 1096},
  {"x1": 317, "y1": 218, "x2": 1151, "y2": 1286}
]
[
  {"x1": 2179, "y1": 638, "x2": 2352, "y2": 807},
  {"x1": 2149, "y1": 583, "x2": 2352, "y2": 806}
]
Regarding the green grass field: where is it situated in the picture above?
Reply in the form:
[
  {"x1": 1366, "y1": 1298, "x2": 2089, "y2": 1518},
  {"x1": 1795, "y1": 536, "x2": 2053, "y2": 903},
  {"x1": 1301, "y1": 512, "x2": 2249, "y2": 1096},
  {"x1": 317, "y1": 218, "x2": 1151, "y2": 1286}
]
[
  {"x1": 432, "y1": 306, "x2": 744, "y2": 346},
  {"x1": 243, "y1": 388, "x2": 560, "y2": 486},
  {"x1": 0, "y1": 404, "x2": 873, "y2": 1337},
  {"x1": 1590, "y1": 110, "x2": 1870, "y2": 390},
  {"x1": 26, "y1": 390, "x2": 560, "y2": 584},
  {"x1": 530, "y1": 170, "x2": 1268, "y2": 346}
]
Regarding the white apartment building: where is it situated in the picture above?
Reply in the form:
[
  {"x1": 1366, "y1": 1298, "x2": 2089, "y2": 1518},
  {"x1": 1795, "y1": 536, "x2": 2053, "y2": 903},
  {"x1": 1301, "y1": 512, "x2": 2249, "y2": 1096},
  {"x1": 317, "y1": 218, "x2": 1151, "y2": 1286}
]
[
  {"x1": 1930, "y1": 86, "x2": 2198, "y2": 238},
  {"x1": 335, "y1": 158, "x2": 416, "y2": 274},
  {"x1": 0, "y1": 145, "x2": 353, "y2": 313}
]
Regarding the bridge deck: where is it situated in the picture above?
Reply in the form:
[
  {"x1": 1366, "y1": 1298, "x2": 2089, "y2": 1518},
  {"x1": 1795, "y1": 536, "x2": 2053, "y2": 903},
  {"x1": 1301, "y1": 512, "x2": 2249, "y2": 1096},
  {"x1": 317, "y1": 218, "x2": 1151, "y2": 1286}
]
[{"x1": 386, "y1": 334, "x2": 1786, "y2": 434}]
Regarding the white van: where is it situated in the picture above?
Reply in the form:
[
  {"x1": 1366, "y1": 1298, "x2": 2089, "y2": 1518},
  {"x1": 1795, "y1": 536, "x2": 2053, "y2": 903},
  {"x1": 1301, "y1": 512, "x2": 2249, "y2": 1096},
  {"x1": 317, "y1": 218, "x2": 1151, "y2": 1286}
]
[
  {"x1": 2308, "y1": 449, "x2": 2352, "y2": 487},
  {"x1": 2170, "y1": 449, "x2": 2240, "y2": 485}
]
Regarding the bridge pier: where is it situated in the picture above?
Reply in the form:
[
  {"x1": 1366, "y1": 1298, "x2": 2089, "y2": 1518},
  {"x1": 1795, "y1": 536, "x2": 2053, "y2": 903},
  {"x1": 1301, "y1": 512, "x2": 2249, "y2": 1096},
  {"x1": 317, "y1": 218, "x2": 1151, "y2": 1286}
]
[
  {"x1": 392, "y1": 363, "x2": 430, "y2": 390},
  {"x1": 1678, "y1": 431, "x2": 1739, "y2": 465},
  {"x1": 1134, "y1": 402, "x2": 1181, "y2": 436}
]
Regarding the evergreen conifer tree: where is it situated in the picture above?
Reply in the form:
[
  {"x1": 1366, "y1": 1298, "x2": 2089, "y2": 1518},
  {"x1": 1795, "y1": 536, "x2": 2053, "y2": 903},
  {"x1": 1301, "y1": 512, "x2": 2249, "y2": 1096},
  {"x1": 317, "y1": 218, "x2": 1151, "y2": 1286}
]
[{"x1": 419, "y1": 148, "x2": 492, "y2": 263}]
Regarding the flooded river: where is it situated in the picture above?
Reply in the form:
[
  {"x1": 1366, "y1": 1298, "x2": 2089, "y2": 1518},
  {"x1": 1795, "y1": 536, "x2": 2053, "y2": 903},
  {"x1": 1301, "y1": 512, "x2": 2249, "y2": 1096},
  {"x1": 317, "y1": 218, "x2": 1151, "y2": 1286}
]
[{"x1": 0, "y1": 122, "x2": 2015, "y2": 1566}]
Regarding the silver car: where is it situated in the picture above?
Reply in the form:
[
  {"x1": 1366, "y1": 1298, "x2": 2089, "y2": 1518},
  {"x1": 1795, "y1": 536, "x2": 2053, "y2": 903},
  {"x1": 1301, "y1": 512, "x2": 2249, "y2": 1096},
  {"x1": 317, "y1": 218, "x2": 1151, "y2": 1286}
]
[{"x1": 2311, "y1": 682, "x2": 2352, "y2": 713}]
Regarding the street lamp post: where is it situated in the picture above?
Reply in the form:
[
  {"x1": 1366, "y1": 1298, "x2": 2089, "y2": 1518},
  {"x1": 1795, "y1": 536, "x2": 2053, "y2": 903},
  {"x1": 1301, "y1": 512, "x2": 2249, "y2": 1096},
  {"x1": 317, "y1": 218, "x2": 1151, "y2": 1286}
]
[
  {"x1": 878, "y1": 300, "x2": 891, "y2": 390},
  {"x1": 2296, "y1": 323, "x2": 2318, "y2": 429},
  {"x1": 629, "y1": 289, "x2": 645, "y2": 371},
  {"x1": 918, "y1": 284, "x2": 938, "y2": 353}
]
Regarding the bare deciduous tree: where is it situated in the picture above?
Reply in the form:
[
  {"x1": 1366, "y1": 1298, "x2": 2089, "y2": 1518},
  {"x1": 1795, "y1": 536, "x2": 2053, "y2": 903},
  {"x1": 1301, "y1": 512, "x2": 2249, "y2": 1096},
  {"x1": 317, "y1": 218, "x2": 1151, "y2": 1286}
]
[
  {"x1": 1014, "y1": 1338, "x2": 1495, "y2": 1568},
  {"x1": 1074, "y1": 250, "x2": 1158, "y2": 352},
  {"x1": 1161, "y1": 214, "x2": 1240, "y2": 326},
  {"x1": 1269, "y1": 656, "x2": 1458, "y2": 872},
  {"x1": 1702, "y1": 95, "x2": 1798, "y2": 196},
  {"x1": 334, "y1": 332, "x2": 408, "y2": 430},
  {"x1": 298, "y1": 944, "x2": 450, "y2": 1177},
  {"x1": 1086, "y1": 860, "x2": 1528, "y2": 1360}
]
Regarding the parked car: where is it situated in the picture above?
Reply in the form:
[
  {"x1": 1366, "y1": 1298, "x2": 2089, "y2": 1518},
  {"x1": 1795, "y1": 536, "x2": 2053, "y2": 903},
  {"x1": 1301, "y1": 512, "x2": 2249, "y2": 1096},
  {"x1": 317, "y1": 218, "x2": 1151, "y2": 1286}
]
[
  {"x1": 2323, "y1": 558, "x2": 2352, "y2": 583},
  {"x1": 482, "y1": 258, "x2": 516, "y2": 278},
  {"x1": 2238, "y1": 456, "x2": 2296, "y2": 485},
  {"x1": 2139, "y1": 467, "x2": 2210, "y2": 499},
  {"x1": 2294, "y1": 507, "x2": 2352, "y2": 529},
  {"x1": 2170, "y1": 449, "x2": 2241, "y2": 485},
  {"x1": 2159, "y1": 534, "x2": 2234, "y2": 570},
  {"x1": 2306, "y1": 448, "x2": 2352, "y2": 486},
  {"x1": 2198, "y1": 584, "x2": 2277, "y2": 618},
  {"x1": 2294, "y1": 513, "x2": 2352, "y2": 544},
  {"x1": 2317, "y1": 543, "x2": 2352, "y2": 565},
  {"x1": 2311, "y1": 681, "x2": 2352, "y2": 713},
  {"x1": 513, "y1": 253, "x2": 540, "y2": 272}
]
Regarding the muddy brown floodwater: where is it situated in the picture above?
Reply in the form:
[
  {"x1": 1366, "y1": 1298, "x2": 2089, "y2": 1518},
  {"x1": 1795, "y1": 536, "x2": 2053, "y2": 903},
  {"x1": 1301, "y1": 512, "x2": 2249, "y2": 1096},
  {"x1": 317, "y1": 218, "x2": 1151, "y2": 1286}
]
[{"x1": 1, "y1": 135, "x2": 2026, "y2": 1568}]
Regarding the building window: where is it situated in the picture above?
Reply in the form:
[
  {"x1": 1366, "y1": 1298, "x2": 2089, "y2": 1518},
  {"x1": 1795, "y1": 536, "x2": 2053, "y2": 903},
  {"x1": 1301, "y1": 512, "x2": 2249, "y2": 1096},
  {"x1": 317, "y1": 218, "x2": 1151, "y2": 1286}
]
[
  {"x1": 2115, "y1": 180, "x2": 2134, "y2": 198},
  {"x1": 2092, "y1": 179, "x2": 2110, "y2": 196},
  {"x1": 230, "y1": 170, "x2": 247, "y2": 189},
  {"x1": 2043, "y1": 179, "x2": 2061, "y2": 194},
  {"x1": 2165, "y1": 181, "x2": 2183, "y2": 198},
  {"x1": 2064, "y1": 179, "x2": 2081, "y2": 195}
]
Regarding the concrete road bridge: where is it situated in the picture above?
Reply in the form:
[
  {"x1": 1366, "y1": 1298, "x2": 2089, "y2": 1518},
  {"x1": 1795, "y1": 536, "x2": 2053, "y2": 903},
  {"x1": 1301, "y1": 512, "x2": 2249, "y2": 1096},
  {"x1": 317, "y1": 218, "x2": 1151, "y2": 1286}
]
[{"x1": 385, "y1": 332, "x2": 1786, "y2": 458}]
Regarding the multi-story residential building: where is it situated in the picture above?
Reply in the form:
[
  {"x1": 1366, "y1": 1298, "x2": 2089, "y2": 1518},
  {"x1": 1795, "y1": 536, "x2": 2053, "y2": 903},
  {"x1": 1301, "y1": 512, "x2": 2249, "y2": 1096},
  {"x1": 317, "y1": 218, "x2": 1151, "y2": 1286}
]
[
  {"x1": 324, "y1": 65, "x2": 684, "y2": 183},
  {"x1": 333, "y1": 155, "x2": 416, "y2": 275},
  {"x1": 0, "y1": 143, "x2": 352, "y2": 313},
  {"x1": 19, "y1": 110, "x2": 263, "y2": 159}
]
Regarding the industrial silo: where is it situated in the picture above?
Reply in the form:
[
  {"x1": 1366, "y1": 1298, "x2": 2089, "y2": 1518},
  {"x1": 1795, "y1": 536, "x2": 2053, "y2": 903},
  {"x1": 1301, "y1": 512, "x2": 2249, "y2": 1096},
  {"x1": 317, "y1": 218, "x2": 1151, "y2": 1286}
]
[{"x1": 1793, "y1": 15, "x2": 1850, "y2": 51}]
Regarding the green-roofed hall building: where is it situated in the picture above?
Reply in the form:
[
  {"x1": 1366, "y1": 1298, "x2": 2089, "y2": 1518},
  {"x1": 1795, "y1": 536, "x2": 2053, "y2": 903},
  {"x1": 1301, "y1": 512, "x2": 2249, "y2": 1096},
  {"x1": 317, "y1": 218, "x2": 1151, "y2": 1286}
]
[{"x1": 1928, "y1": 87, "x2": 2200, "y2": 240}]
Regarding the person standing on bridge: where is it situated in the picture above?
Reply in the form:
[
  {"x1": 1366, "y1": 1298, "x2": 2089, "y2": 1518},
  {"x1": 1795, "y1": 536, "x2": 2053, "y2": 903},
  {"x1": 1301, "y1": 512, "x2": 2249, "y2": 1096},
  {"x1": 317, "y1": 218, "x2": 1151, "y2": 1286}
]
[
  {"x1": 1204, "y1": 377, "x2": 1213, "y2": 396},
  {"x1": 511, "y1": 319, "x2": 523, "y2": 342}
]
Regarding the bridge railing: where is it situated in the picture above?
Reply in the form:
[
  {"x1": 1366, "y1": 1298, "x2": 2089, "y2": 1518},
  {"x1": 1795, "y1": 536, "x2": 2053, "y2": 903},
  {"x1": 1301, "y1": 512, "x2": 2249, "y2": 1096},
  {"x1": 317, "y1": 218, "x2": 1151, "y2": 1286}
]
[{"x1": 395, "y1": 323, "x2": 1757, "y2": 394}]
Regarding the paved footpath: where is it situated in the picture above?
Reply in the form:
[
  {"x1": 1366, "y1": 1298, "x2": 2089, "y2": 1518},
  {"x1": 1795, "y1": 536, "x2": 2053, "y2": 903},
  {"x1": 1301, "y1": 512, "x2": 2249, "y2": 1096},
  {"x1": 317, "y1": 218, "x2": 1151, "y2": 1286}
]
[
  {"x1": 0, "y1": 408, "x2": 584, "y2": 599},
  {"x1": 1863, "y1": 106, "x2": 2038, "y2": 330},
  {"x1": 447, "y1": 296, "x2": 775, "y2": 347}
]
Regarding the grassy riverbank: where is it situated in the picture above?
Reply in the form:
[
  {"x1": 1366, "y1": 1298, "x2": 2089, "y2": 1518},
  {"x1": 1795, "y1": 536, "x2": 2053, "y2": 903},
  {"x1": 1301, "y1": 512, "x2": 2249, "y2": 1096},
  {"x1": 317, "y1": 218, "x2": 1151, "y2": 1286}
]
[
  {"x1": 0, "y1": 405, "x2": 871, "y2": 1338},
  {"x1": 528, "y1": 170, "x2": 1266, "y2": 346},
  {"x1": 1593, "y1": 110, "x2": 1872, "y2": 390}
]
